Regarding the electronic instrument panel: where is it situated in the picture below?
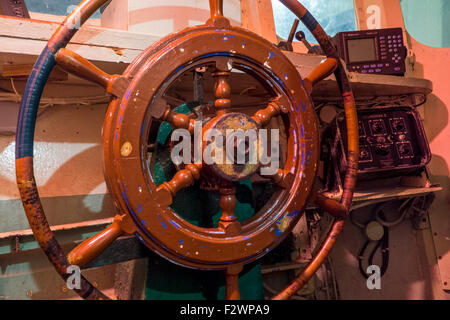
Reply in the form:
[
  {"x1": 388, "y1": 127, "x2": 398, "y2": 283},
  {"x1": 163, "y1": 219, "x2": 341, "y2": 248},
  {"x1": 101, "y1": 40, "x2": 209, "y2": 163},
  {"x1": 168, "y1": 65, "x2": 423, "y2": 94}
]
[
  {"x1": 334, "y1": 106, "x2": 431, "y2": 180},
  {"x1": 332, "y1": 28, "x2": 407, "y2": 76}
]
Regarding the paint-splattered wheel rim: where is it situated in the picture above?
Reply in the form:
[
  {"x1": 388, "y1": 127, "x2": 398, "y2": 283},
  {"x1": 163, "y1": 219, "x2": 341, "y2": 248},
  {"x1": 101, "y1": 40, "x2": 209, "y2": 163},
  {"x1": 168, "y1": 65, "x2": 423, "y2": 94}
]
[{"x1": 102, "y1": 25, "x2": 319, "y2": 269}]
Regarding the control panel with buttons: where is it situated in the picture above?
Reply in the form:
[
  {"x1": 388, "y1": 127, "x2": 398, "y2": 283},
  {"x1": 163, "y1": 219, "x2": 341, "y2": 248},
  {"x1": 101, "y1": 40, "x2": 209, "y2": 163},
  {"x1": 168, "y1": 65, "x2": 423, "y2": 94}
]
[
  {"x1": 332, "y1": 28, "x2": 407, "y2": 76},
  {"x1": 331, "y1": 106, "x2": 431, "y2": 180}
]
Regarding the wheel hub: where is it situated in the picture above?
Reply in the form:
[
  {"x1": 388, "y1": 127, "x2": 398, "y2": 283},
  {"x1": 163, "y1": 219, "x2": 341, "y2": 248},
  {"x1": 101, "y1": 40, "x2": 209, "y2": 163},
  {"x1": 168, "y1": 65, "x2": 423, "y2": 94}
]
[{"x1": 202, "y1": 112, "x2": 262, "y2": 182}]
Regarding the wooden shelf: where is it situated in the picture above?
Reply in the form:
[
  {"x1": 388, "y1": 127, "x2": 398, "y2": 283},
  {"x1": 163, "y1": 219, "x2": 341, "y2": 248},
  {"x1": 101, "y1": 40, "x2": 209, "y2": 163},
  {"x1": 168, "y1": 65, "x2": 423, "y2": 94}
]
[
  {"x1": 305, "y1": 184, "x2": 442, "y2": 212},
  {"x1": 353, "y1": 185, "x2": 441, "y2": 202},
  {"x1": 0, "y1": 16, "x2": 433, "y2": 100},
  {"x1": 284, "y1": 51, "x2": 433, "y2": 99}
]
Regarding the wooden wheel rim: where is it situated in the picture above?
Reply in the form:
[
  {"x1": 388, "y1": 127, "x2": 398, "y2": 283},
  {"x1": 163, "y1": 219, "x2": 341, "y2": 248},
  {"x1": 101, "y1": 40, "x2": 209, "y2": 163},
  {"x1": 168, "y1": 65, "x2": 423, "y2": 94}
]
[
  {"x1": 104, "y1": 25, "x2": 319, "y2": 269},
  {"x1": 14, "y1": 0, "x2": 358, "y2": 300}
]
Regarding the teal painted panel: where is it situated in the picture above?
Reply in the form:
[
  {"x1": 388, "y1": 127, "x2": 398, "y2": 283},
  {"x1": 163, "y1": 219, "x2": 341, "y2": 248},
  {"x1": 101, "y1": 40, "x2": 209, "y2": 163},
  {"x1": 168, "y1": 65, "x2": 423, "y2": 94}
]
[
  {"x1": 401, "y1": 0, "x2": 450, "y2": 48},
  {"x1": 146, "y1": 254, "x2": 264, "y2": 300}
]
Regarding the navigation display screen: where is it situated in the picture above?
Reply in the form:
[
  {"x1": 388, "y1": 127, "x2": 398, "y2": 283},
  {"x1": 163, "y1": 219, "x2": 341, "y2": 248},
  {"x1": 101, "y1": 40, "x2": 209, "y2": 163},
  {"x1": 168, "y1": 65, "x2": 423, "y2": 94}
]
[{"x1": 347, "y1": 38, "x2": 376, "y2": 63}]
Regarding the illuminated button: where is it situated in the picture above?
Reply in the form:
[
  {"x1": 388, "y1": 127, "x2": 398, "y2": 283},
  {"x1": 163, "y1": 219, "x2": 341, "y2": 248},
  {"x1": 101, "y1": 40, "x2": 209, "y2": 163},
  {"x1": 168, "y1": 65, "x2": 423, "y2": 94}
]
[
  {"x1": 376, "y1": 69, "x2": 382, "y2": 73},
  {"x1": 380, "y1": 36, "x2": 385, "y2": 39},
  {"x1": 394, "y1": 67, "x2": 401, "y2": 71},
  {"x1": 385, "y1": 63, "x2": 390, "y2": 67},
  {"x1": 388, "y1": 36, "x2": 392, "y2": 39},
  {"x1": 394, "y1": 48, "x2": 398, "y2": 52},
  {"x1": 378, "y1": 64, "x2": 384, "y2": 67},
  {"x1": 371, "y1": 64, "x2": 377, "y2": 68},
  {"x1": 368, "y1": 69, "x2": 374, "y2": 73},
  {"x1": 362, "y1": 70, "x2": 368, "y2": 73},
  {"x1": 389, "y1": 49, "x2": 393, "y2": 52},
  {"x1": 364, "y1": 65, "x2": 370, "y2": 68},
  {"x1": 381, "y1": 56, "x2": 387, "y2": 60}
]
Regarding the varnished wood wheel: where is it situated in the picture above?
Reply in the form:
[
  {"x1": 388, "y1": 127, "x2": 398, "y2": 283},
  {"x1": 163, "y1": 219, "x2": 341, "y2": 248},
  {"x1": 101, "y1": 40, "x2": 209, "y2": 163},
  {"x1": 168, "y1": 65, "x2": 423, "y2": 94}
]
[{"x1": 15, "y1": 0, "x2": 358, "y2": 300}]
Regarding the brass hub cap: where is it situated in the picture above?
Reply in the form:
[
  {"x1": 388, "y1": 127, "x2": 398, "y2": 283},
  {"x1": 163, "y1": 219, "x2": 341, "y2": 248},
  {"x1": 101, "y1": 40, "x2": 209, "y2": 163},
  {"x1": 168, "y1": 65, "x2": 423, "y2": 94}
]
[{"x1": 202, "y1": 113, "x2": 262, "y2": 182}]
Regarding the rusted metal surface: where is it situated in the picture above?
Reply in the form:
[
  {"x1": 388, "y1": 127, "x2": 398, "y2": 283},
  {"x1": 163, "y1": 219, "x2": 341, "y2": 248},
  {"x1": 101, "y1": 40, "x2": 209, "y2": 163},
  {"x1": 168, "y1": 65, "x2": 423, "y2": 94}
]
[
  {"x1": 16, "y1": 157, "x2": 109, "y2": 300},
  {"x1": 203, "y1": 113, "x2": 261, "y2": 182},
  {"x1": 15, "y1": 0, "x2": 114, "y2": 300}
]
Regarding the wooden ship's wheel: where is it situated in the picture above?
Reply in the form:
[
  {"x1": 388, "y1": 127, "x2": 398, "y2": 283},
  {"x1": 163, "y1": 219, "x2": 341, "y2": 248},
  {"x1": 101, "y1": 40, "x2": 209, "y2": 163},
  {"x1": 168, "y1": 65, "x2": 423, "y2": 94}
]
[{"x1": 15, "y1": 0, "x2": 359, "y2": 300}]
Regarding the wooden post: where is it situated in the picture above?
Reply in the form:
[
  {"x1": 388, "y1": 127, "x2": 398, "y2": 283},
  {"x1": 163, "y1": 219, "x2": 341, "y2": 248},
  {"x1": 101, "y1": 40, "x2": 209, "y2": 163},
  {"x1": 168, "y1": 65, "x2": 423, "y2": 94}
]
[
  {"x1": 101, "y1": 0, "x2": 129, "y2": 31},
  {"x1": 241, "y1": 0, "x2": 277, "y2": 43}
]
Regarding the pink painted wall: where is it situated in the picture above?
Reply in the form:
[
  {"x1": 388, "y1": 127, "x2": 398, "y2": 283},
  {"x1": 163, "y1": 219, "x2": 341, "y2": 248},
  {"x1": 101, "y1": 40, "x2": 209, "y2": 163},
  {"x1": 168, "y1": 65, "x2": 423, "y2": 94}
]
[{"x1": 409, "y1": 36, "x2": 450, "y2": 292}]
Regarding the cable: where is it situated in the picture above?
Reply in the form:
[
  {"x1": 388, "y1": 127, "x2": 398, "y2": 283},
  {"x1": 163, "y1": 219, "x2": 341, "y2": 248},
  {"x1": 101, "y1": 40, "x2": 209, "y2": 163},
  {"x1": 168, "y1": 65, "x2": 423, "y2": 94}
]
[
  {"x1": 375, "y1": 199, "x2": 410, "y2": 228},
  {"x1": 413, "y1": 94, "x2": 427, "y2": 108},
  {"x1": 358, "y1": 210, "x2": 390, "y2": 279},
  {"x1": 313, "y1": 93, "x2": 426, "y2": 110},
  {"x1": 0, "y1": 78, "x2": 110, "y2": 109}
]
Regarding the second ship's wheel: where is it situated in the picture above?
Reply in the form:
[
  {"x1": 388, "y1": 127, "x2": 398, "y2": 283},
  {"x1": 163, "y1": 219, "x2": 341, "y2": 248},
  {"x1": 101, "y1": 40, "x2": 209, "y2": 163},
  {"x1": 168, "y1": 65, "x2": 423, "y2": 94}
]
[{"x1": 15, "y1": 0, "x2": 358, "y2": 300}]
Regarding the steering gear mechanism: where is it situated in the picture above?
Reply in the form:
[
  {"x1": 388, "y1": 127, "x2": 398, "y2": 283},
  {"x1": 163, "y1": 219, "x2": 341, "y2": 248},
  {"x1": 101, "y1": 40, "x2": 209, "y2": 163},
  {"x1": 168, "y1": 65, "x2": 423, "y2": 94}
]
[{"x1": 15, "y1": 0, "x2": 358, "y2": 300}]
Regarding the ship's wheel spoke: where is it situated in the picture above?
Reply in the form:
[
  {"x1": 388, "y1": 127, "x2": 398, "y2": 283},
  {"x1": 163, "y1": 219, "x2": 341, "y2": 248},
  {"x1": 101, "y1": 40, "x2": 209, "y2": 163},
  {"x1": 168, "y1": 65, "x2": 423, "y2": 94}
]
[
  {"x1": 213, "y1": 59, "x2": 232, "y2": 116},
  {"x1": 156, "y1": 164, "x2": 202, "y2": 206},
  {"x1": 217, "y1": 186, "x2": 242, "y2": 236},
  {"x1": 252, "y1": 99, "x2": 288, "y2": 127},
  {"x1": 55, "y1": 48, "x2": 128, "y2": 96},
  {"x1": 67, "y1": 215, "x2": 125, "y2": 268}
]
